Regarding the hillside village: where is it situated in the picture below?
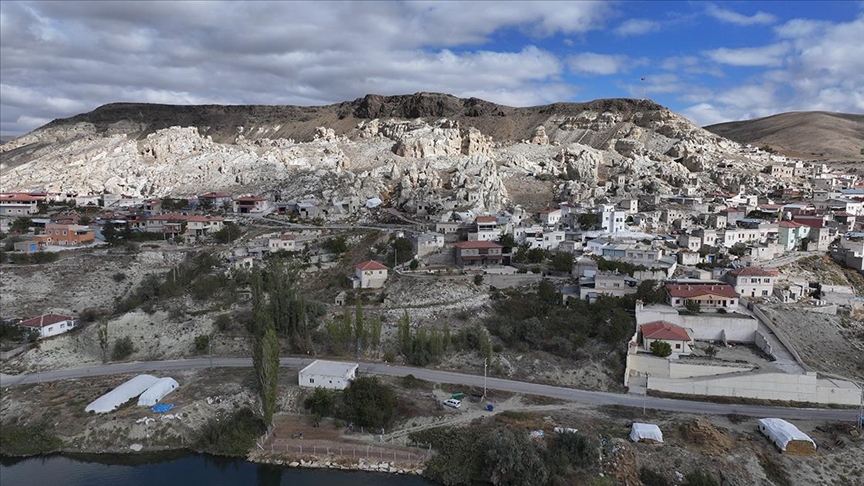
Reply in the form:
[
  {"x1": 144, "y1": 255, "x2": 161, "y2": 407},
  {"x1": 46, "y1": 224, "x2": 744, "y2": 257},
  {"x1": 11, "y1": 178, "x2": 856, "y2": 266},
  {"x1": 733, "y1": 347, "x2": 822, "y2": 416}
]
[{"x1": 1, "y1": 99, "x2": 863, "y2": 486}]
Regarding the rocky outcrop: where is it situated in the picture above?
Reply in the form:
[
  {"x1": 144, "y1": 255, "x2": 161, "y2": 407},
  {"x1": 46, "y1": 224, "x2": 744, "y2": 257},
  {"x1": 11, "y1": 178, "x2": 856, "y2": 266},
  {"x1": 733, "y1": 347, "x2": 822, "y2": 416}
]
[{"x1": 530, "y1": 126, "x2": 549, "y2": 145}]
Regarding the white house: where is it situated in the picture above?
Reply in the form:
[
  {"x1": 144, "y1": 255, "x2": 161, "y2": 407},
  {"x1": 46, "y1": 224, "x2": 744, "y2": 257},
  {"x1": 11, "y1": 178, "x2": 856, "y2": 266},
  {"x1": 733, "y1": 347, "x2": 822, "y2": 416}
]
[
  {"x1": 598, "y1": 204, "x2": 627, "y2": 233},
  {"x1": 299, "y1": 360, "x2": 358, "y2": 390},
  {"x1": 269, "y1": 234, "x2": 298, "y2": 252},
  {"x1": 353, "y1": 260, "x2": 388, "y2": 289},
  {"x1": 726, "y1": 267, "x2": 778, "y2": 298},
  {"x1": 640, "y1": 320, "x2": 693, "y2": 356},
  {"x1": 539, "y1": 208, "x2": 562, "y2": 226},
  {"x1": 18, "y1": 314, "x2": 77, "y2": 339}
]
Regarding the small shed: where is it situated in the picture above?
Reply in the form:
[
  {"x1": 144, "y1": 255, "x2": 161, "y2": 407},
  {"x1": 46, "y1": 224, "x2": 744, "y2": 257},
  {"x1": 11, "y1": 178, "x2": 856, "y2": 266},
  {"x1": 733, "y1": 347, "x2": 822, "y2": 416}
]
[
  {"x1": 630, "y1": 423, "x2": 664, "y2": 443},
  {"x1": 138, "y1": 377, "x2": 180, "y2": 407},
  {"x1": 299, "y1": 360, "x2": 358, "y2": 390},
  {"x1": 85, "y1": 375, "x2": 159, "y2": 413},
  {"x1": 758, "y1": 418, "x2": 817, "y2": 455}
]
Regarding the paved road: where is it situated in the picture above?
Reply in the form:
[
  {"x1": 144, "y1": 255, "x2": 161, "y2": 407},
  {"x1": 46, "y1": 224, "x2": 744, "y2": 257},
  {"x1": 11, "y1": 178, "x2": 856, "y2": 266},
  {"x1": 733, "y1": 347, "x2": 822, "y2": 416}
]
[{"x1": 1, "y1": 358, "x2": 859, "y2": 422}]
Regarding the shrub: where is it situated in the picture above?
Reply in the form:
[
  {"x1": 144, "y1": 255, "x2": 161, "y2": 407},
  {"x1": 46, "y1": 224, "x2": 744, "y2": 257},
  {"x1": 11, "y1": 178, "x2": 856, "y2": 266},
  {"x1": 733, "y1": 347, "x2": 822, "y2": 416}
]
[
  {"x1": 704, "y1": 345, "x2": 718, "y2": 359},
  {"x1": 547, "y1": 431, "x2": 598, "y2": 471},
  {"x1": 111, "y1": 336, "x2": 137, "y2": 361},
  {"x1": 112, "y1": 272, "x2": 127, "y2": 282},
  {"x1": 684, "y1": 300, "x2": 701, "y2": 314},
  {"x1": 194, "y1": 334, "x2": 210, "y2": 352},
  {"x1": 684, "y1": 470, "x2": 719, "y2": 486},
  {"x1": 382, "y1": 350, "x2": 396, "y2": 362},
  {"x1": 195, "y1": 408, "x2": 265, "y2": 457},
  {"x1": 650, "y1": 340, "x2": 672, "y2": 357},
  {"x1": 473, "y1": 274, "x2": 484, "y2": 286},
  {"x1": 640, "y1": 468, "x2": 671, "y2": 486},
  {"x1": 0, "y1": 420, "x2": 62, "y2": 456},
  {"x1": 213, "y1": 222, "x2": 242, "y2": 243},
  {"x1": 31, "y1": 251, "x2": 60, "y2": 264},
  {"x1": 214, "y1": 314, "x2": 232, "y2": 332},
  {"x1": 340, "y1": 376, "x2": 397, "y2": 429},
  {"x1": 304, "y1": 388, "x2": 336, "y2": 417}
]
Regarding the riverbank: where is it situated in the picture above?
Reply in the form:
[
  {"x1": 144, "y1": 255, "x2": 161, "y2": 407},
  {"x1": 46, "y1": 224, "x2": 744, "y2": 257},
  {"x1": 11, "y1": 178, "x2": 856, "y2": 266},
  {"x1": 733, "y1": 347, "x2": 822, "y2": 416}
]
[{"x1": 249, "y1": 452, "x2": 424, "y2": 476}]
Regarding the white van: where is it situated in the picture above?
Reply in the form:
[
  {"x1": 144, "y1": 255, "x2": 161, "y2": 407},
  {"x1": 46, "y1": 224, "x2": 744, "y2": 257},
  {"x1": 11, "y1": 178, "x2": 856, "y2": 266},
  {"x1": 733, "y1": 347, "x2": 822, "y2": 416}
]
[{"x1": 443, "y1": 398, "x2": 462, "y2": 409}]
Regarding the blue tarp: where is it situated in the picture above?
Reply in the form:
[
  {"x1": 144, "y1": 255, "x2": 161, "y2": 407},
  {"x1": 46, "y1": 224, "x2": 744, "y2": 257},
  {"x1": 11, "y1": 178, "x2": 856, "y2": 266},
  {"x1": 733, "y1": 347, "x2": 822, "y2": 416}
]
[{"x1": 151, "y1": 404, "x2": 174, "y2": 413}]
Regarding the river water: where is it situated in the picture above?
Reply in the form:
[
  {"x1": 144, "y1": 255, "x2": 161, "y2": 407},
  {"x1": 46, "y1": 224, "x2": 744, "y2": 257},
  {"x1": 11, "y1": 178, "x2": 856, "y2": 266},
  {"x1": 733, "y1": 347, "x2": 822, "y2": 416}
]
[{"x1": 0, "y1": 453, "x2": 434, "y2": 486}]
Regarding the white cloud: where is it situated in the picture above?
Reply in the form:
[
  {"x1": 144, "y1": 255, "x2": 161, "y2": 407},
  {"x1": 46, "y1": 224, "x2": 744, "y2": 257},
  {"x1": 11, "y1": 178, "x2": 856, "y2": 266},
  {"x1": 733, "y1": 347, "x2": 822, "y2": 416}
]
[
  {"x1": 567, "y1": 52, "x2": 644, "y2": 76},
  {"x1": 0, "y1": 1, "x2": 614, "y2": 133},
  {"x1": 705, "y1": 4, "x2": 776, "y2": 26},
  {"x1": 614, "y1": 19, "x2": 661, "y2": 36},
  {"x1": 705, "y1": 43, "x2": 790, "y2": 67}
]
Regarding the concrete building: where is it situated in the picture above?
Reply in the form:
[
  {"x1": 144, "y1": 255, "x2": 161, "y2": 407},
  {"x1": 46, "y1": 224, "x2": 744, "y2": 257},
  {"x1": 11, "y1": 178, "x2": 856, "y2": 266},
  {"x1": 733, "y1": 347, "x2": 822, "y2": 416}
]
[
  {"x1": 414, "y1": 232, "x2": 445, "y2": 257},
  {"x1": 185, "y1": 215, "x2": 224, "y2": 238},
  {"x1": 665, "y1": 282, "x2": 738, "y2": 310},
  {"x1": 44, "y1": 223, "x2": 95, "y2": 246},
  {"x1": 778, "y1": 221, "x2": 810, "y2": 251},
  {"x1": 640, "y1": 320, "x2": 693, "y2": 356},
  {"x1": 268, "y1": 234, "x2": 298, "y2": 252},
  {"x1": 298, "y1": 360, "x2": 358, "y2": 390},
  {"x1": 539, "y1": 208, "x2": 562, "y2": 226},
  {"x1": 353, "y1": 261, "x2": 388, "y2": 289},
  {"x1": 726, "y1": 267, "x2": 778, "y2": 298},
  {"x1": 598, "y1": 204, "x2": 627, "y2": 233},
  {"x1": 18, "y1": 314, "x2": 77, "y2": 339},
  {"x1": 0, "y1": 193, "x2": 40, "y2": 216},
  {"x1": 233, "y1": 196, "x2": 270, "y2": 214},
  {"x1": 455, "y1": 241, "x2": 504, "y2": 267}
]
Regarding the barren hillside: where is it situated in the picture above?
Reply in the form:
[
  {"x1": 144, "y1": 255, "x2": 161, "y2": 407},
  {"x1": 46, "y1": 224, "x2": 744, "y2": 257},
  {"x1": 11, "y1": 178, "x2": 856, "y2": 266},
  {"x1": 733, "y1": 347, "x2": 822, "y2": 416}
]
[{"x1": 705, "y1": 111, "x2": 864, "y2": 162}]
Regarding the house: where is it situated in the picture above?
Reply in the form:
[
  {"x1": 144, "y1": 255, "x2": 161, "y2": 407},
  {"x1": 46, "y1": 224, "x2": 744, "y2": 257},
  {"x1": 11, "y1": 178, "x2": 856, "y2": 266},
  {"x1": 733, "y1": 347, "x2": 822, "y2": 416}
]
[
  {"x1": 268, "y1": 234, "x2": 298, "y2": 252},
  {"x1": 455, "y1": 241, "x2": 504, "y2": 267},
  {"x1": 598, "y1": 204, "x2": 627, "y2": 233},
  {"x1": 185, "y1": 215, "x2": 224, "y2": 238},
  {"x1": 640, "y1": 320, "x2": 693, "y2": 355},
  {"x1": 539, "y1": 208, "x2": 562, "y2": 226},
  {"x1": 435, "y1": 222, "x2": 461, "y2": 234},
  {"x1": 726, "y1": 267, "x2": 778, "y2": 298},
  {"x1": 353, "y1": 260, "x2": 388, "y2": 289},
  {"x1": 0, "y1": 193, "x2": 40, "y2": 216},
  {"x1": 469, "y1": 215, "x2": 502, "y2": 242},
  {"x1": 299, "y1": 360, "x2": 358, "y2": 390},
  {"x1": 198, "y1": 192, "x2": 233, "y2": 208},
  {"x1": 44, "y1": 223, "x2": 95, "y2": 246},
  {"x1": 778, "y1": 221, "x2": 810, "y2": 251},
  {"x1": 18, "y1": 314, "x2": 77, "y2": 339},
  {"x1": 581, "y1": 272, "x2": 637, "y2": 301},
  {"x1": 677, "y1": 250, "x2": 700, "y2": 265},
  {"x1": 233, "y1": 196, "x2": 270, "y2": 214},
  {"x1": 666, "y1": 282, "x2": 739, "y2": 310},
  {"x1": 414, "y1": 232, "x2": 445, "y2": 257}
]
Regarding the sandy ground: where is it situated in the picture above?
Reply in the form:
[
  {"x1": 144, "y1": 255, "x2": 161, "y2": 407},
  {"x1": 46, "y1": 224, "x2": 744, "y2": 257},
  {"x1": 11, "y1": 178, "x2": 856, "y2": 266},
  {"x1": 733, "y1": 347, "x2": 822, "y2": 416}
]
[{"x1": 761, "y1": 305, "x2": 864, "y2": 382}]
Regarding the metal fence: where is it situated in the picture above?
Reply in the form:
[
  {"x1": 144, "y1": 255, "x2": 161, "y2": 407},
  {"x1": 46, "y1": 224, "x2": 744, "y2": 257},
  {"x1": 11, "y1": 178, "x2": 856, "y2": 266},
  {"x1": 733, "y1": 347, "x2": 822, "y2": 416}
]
[{"x1": 266, "y1": 441, "x2": 429, "y2": 464}]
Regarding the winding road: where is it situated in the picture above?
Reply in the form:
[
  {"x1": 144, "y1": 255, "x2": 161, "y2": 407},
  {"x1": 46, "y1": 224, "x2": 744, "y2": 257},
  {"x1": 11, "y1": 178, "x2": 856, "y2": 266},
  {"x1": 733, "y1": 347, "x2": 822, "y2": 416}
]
[{"x1": 2, "y1": 358, "x2": 860, "y2": 422}]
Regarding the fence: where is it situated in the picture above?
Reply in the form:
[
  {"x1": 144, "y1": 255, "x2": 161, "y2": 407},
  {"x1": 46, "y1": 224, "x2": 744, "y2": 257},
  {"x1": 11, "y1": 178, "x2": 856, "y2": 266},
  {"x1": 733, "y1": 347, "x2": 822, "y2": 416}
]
[{"x1": 266, "y1": 440, "x2": 429, "y2": 464}]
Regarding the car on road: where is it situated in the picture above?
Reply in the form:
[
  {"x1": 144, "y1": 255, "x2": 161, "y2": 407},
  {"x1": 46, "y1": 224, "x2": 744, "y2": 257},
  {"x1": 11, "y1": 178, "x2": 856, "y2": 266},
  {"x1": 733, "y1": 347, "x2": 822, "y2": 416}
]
[{"x1": 443, "y1": 398, "x2": 462, "y2": 409}]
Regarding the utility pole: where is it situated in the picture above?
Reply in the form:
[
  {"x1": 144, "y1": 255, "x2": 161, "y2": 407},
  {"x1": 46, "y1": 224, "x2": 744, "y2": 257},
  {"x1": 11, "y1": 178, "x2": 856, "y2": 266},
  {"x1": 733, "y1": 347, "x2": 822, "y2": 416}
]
[
  {"x1": 483, "y1": 358, "x2": 488, "y2": 400},
  {"x1": 208, "y1": 333, "x2": 213, "y2": 369},
  {"x1": 858, "y1": 384, "x2": 863, "y2": 430}
]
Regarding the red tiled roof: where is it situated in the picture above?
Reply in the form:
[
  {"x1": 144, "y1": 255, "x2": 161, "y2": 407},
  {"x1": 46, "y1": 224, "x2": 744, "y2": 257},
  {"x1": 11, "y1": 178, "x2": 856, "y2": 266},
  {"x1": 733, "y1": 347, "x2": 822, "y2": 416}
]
[
  {"x1": 356, "y1": 260, "x2": 388, "y2": 271},
  {"x1": 641, "y1": 321, "x2": 691, "y2": 341},
  {"x1": 200, "y1": 192, "x2": 231, "y2": 198},
  {"x1": 0, "y1": 193, "x2": 40, "y2": 202},
  {"x1": 728, "y1": 267, "x2": 778, "y2": 277},
  {"x1": 475, "y1": 216, "x2": 497, "y2": 223},
  {"x1": 235, "y1": 196, "x2": 265, "y2": 202},
  {"x1": 18, "y1": 314, "x2": 74, "y2": 328},
  {"x1": 185, "y1": 215, "x2": 223, "y2": 223},
  {"x1": 540, "y1": 208, "x2": 560, "y2": 214},
  {"x1": 778, "y1": 221, "x2": 805, "y2": 228},
  {"x1": 455, "y1": 241, "x2": 503, "y2": 249},
  {"x1": 666, "y1": 283, "x2": 738, "y2": 299}
]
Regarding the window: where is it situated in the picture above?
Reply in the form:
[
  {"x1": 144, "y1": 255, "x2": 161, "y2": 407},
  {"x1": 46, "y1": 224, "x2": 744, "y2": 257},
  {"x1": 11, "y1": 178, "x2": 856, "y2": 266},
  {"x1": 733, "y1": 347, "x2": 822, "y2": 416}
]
[
  {"x1": 60, "y1": 323, "x2": 65, "y2": 328},
  {"x1": 762, "y1": 290, "x2": 769, "y2": 296},
  {"x1": 309, "y1": 378, "x2": 314, "y2": 384},
  {"x1": 675, "y1": 344, "x2": 681, "y2": 349}
]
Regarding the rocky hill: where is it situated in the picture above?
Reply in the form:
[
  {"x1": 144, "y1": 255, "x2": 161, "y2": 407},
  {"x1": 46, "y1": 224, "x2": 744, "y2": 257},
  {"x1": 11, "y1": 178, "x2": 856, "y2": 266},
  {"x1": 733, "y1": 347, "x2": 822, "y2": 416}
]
[
  {"x1": 0, "y1": 93, "x2": 768, "y2": 219},
  {"x1": 705, "y1": 111, "x2": 864, "y2": 162}
]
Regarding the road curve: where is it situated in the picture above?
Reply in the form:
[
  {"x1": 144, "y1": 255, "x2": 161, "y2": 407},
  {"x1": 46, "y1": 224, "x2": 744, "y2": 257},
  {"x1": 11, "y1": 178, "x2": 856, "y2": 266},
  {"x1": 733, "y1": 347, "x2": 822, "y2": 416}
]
[{"x1": 1, "y1": 358, "x2": 859, "y2": 423}]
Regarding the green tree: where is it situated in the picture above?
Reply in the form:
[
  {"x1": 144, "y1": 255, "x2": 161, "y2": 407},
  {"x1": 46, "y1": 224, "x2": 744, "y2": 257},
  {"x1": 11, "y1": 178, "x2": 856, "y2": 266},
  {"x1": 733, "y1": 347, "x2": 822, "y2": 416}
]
[
  {"x1": 684, "y1": 300, "x2": 701, "y2": 314},
  {"x1": 650, "y1": 340, "x2": 673, "y2": 357},
  {"x1": 370, "y1": 315, "x2": 382, "y2": 354},
  {"x1": 550, "y1": 252, "x2": 574, "y2": 273},
  {"x1": 254, "y1": 326, "x2": 280, "y2": 426},
  {"x1": 98, "y1": 318, "x2": 109, "y2": 363},
  {"x1": 10, "y1": 217, "x2": 32, "y2": 233},
  {"x1": 577, "y1": 213, "x2": 598, "y2": 230},
  {"x1": 340, "y1": 308, "x2": 354, "y2": 354},
  {"x1": 496, "y1": 233, "x2": 516, "y2": 248},
  {"x1": 547, "y1": 431, "x2": 598, "y2": 473},
  {"x1": 354, "y1": 302, "x2": 367, "y2": 351},
  {"x1": 704, "y1": 345, "x2": 718, "y2": 359},
  {"x1": 326, "y1": 319, "x2": 343, "y2": 354},
  {"x1": 483, "y1": 428, "x2": 549, "y2": 486},
  {"x1": 213, "y1": 222, "x2": 242, "y2": 243},
  {"x1": 341, "y1": 376, "x2": 397, "y2": 429},
  {"x1": 102, "y1": 222, "x2": 118, "y2": 244},
  {"x1": 304, "y1": 388, "x2": 336, "y2": 417},
  {"x1": 195, "y1": 334, "x2": 210, "y2": 352},
  {"x1": 111, "y1": 336, "x2": 136, "y2": 361},
  {"x1": 398, "y1": 310, "x2": 412, "y2": 356},
  {"x1": 474, "y1": 274, "x2": 484, "y2": 286},
  {"x1": 390, "y1": 237, "x2": 414, "y2": 266},
  {"x1": 322, "y1": 236, "x2": 348, "y2": 254}
]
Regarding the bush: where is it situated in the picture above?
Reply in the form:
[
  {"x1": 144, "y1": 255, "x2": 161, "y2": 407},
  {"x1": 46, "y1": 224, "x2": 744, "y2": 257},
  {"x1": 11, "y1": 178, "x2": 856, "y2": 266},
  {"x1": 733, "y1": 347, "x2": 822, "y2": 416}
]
[
  {"x1": 214, "y1": 314, "x2": 232, "y2": 332},
  {"x1": 547, "y1": 431, "x2": 597, "y2": 472},
  {"x1": 473, "y1": 274, "x2": 484, "y2": 286},
  {"x1": 684, "y1": 470, "x2": 719, "y2": 486},
  {"x1": 0, "y1": 420, "x2": 62, "y2": 456},
  {"x1": 111, "y1": 336, "x2": 137, "y2": 361},
  {"x1": 650, "y1": 340, "x2": 672, "y2": 357},
  {"x1": 340, "y1": 376, "x2": 397, "y2": 429},
  {"x1": 640, "y1": 468, "x2": 671, "y2": 486},
  {"x1": 195, "y1": 408, "x2": 265, "y2": 457},
  {"x1": 213, "y1": 223, "x2": 242, "y2": 243},
  {"x1": 112, "y1": 272, "x2": 127, "y2": 282},
  {"x1": 382, "y1": 350, "x2": 396, "y2": 362},
  {"x1": 194, "y1": 334, "x2": 210, "y2": 352},
  {"x1": 684, "y1": 300, "x2": 701, "y2": 314},
  {"x1": 304, "y1": 388, "x2": 336, "y2": 417}
]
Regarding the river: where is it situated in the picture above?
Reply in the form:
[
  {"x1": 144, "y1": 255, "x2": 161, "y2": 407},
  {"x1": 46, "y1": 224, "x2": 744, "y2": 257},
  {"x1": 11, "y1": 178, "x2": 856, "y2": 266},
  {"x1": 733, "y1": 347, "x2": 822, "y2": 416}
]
[{"x1": 0, "y1": 453, "x2": 435, "y2": 486}]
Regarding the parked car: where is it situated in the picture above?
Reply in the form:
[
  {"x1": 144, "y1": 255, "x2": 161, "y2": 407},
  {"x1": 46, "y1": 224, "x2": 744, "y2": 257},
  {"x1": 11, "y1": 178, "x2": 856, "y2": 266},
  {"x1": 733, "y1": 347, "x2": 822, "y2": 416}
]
[{"x1": 443, "y1": 398, "x2": 462, "y2": 409}]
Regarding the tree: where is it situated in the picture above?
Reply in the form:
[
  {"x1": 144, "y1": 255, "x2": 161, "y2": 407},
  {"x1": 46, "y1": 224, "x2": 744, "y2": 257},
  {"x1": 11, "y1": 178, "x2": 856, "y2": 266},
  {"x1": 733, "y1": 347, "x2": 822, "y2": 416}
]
[
  {"x1": 577, "y1": 213, "x2": 598, "y2": 230},
  {"x1": 550, "y1": 252, "x2": 574, "y2": 273},
  {"x1": 195, "y1": 334, "x2": 210, "y2": 352},
  {"x1": 304, "y1": 388, "x2": 336, "y2": 417},
  {"x1": 398, "y1": 310, "x2": 412, "y2": 356},
  {"x1": 98, "y1": 318, "x2": 109, "y2": 363},
  {"x1": 10, "y1": 217, "x2": 32, "y2": 234},
  {"x1": 370, "y1": 316, "x2": 382, "y2": 354},
  {"x1": 390, "y1": 237, "x2": 414, "y2": 266},
  {"x1": 340, "y1": 308, "x2": 353, "y2": 353},
  {"x1": 474, "y1": 274, "x2": 484, "y2": 286},
  {"x1": 684, "y1": 300, "x2": 701, "y2": 314},
  {"x1": 704, "y1": 345, "x2": 718, "y2": 359},
  {"x1": 483, "y1": 428, "x2": 549, "y2": 486},
  {"x1": 102, "y1": 222, "x2": 118, "y2": 244},
  {"x1": 213, "y1": 222, "x2": 242, "y2": 243},
  {"x1": 635, "y1": 280, "x2": 666, "y2": 304},
  {"x1": 496, "y1": 233, "x2": 516, "y2": 248},
  {"x1": 341, "y1": 376, "x2": 397, "y2": 429},
  {"x1": 650, "y1": 340, "x2": 672, "y2": 357},
  {"x1": 409, "y1": 259, "x2": 420, "y2": 271},
  {"x1": 354, "y1": 302, "x2": 367, "y2": 352},
  {"x1": 111, "y1": 336, "x2": 136, "y2": 361},
  {"x1": 322, "y1": 236, "x2": 348, "y2": 254},
  {"x1": 253, "y1": 326, "x2": 280, "y2": 426},
  {"x1": 547, "y1": 431, "x2": 598, "y2": 473}
]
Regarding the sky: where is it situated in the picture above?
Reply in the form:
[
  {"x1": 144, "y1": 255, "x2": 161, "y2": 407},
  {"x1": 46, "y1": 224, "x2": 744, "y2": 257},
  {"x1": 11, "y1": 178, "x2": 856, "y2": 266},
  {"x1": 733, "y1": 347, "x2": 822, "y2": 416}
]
[{"x1": 1, "y1": 1, "x2": 863, "y2": 135}]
